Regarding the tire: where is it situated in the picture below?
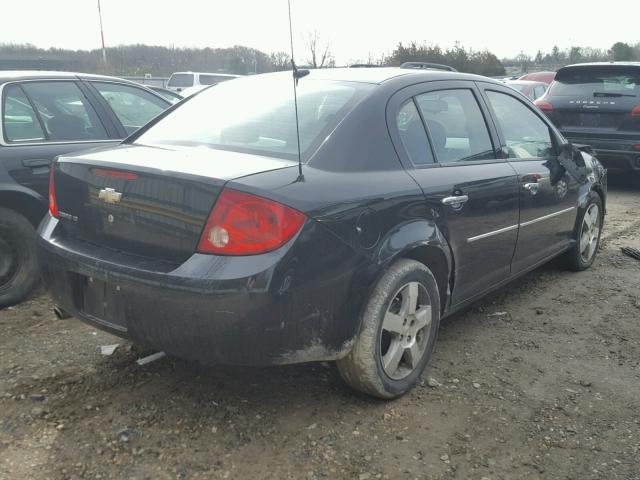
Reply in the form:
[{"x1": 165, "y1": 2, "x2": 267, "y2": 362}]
[
  {"x1": 337, "y1": 259, "x2": 441, "y2": 399},
  {"x1": 564, "y1": 191, "x2": 604, "y2": 271},
  {"x1": 0, "y1": 207, "x2": 39, "y2": 308}
]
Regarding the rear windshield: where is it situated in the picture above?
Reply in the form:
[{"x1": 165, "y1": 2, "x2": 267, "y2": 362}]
[
  {"x1": 136, "y1": 74, "x2": 373, "y2": 161},
  {"x1": 550, "y1": 67, "x2": 640, "y2": 96},
  {"x1": 167, "y1": 74, "x2": 194, "y2": 88}
]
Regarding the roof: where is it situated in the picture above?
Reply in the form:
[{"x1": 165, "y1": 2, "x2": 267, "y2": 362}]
[
  {"x1": 561, "y1": 62, "x2": 640, "y2": 70},
  {"x1": 294, "y1": 67, "x2": 489, "y2": 85},
  {"x1": 505, "y1": 79, "x2": 548, "y2": 86},
  {"x1": 0, "y1": 70, "x2": 136, "y2": 83},
  {"x1": 170, "y1": 71, "x2": 242, "y2": 77}
]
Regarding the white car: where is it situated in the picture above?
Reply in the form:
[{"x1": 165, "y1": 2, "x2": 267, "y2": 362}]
[{"x1": 166, "y1": 72, "x2": 241, "y2": 97}]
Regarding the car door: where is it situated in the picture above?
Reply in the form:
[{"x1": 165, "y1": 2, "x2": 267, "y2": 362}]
[
  {"x1": 478, "y1": 83, "x2": 580, "y2": 273},
  {"x1": 0, "y1": 80, "x2": 121, "y2": 199},
  {"x1": 388, "y1": 81, "x2": 520, "y2": 305},
  {"x1": 86, "y1": 81, "x2": 170, "y2": 137}
]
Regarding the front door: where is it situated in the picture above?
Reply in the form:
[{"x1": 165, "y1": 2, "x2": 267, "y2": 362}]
[
  {"x1": 389, "y1": 82, "x2": 520, "y2": 305},
  {"x1": 479, "y1": 84, "x2": 580, "y2": 273}
]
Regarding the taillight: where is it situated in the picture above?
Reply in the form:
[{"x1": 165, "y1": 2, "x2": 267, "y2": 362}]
[
  {"x1": 534, "y1": 100, "x2": 554, "y2": 115},
  {"x1": 197, "y1": 188, "x2": 306, "y2": 255},
  {"x1": 49, "y1": 166, "x2": 59, "y2": 218},
  {"x1": 631, "y1": 105, "x2": 640, "y2": 118}
]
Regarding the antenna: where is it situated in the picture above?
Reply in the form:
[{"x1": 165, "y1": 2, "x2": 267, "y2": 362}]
[{"x1": 287, "y1": 0, "x2": 309, "y2": 180}]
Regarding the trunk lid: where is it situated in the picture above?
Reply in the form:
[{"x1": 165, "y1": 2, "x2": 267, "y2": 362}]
[{"x1": 54, "y1": 144, "x2": 296, "y2": 263}]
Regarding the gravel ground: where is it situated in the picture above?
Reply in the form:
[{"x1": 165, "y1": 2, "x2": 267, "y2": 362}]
[{"x1": 1, "y1": 178, "x2": 639, "y2": 480}]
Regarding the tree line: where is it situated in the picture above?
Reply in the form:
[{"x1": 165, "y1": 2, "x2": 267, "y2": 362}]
[
  {"x1": 503, "y1": 42, "x2": 640, "y2": 73},
  {"x1": 1, "y1": 40, "x2": 638, "y2": 78}
]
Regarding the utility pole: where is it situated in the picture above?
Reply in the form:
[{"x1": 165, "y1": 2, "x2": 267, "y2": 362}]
[{"x1": 97, "y1": 0, "x2": 107, "y2": 65}]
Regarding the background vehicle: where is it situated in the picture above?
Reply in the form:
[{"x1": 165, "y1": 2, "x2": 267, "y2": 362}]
[
  {"x1": 504, "y1": 79, "x2": 548, "y2": 100},
  {"x1": 39, "y1": 68, "x2": 606, "y2": 399},
  {"x1": 146, "y1": 85, "x2": 183, "y2": 104},
  {"x1": 535, "y1": 62, "x2": 640, "y2": 177},
  {"x1": 0, "y1": 71, "x2": 172, "y2": 307},
  {"x1": 519, "y1": 71, "x2": 556, "y2": 84},
  {"x1": 166, "y1": 71, "x2": 242, "y2": 96}
]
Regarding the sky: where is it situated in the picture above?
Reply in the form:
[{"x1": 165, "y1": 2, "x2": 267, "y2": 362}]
[{"x1": 2, "y1": 0, "x2": 639, "y2": 64}]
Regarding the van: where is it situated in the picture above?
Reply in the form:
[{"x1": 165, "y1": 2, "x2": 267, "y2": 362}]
[{"x1": 166, "y1": 71, "x2": 241, "y2": 97}]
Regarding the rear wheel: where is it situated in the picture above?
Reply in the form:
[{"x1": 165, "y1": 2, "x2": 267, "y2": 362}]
[
  {"x1": 337, "y1": 259, "x2": 441, "y2": 399},
  {"x1": 0, "y1": 208, "x2": 39, "y2": 308},
  {"x1": 565, "y1": 192, "x2": 603, "y2": 271}
]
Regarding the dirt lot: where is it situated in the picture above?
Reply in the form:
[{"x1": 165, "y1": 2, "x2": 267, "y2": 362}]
[{"x1": 1, "y1": 179, "x2": 639, "y2": 480}]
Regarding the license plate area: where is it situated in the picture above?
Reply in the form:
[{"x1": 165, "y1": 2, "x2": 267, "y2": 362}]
[{"x1": 71, "y1": 273, "x2": 127, "y2": 331}]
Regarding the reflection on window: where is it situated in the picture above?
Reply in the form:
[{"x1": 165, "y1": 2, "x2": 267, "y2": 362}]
[
  {"x1": 415, "y1": 89, "x2": 495, "y2": 163},
  {"x1": 2, "y1": 85, "x2": 45, "y2": 142},
  {"x1": 486, "y1": 91, "x2": 553, "y2": 159},
  {"x1": 396, "y1": 100, "x2": 434, "y2": 165}
]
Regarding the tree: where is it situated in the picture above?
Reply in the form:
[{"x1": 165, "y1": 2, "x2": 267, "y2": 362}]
[
  {"x1": 269, "y1": 51, "x2": 291, "y2": 71},
  {"x1": 534, "y1": 50, "x2": 543, "y2": 64},
  {"x1": 610, "y1": 42, "x2": 635, "y2": 61},
  {"x1": 569, "y1": 46, "x2": 583, "y2": 63},
  {"x1": 305, "y1": 31, "x2": 333, "y2": 68}
]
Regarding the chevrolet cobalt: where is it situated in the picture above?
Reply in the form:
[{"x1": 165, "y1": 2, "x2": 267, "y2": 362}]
[{"x1": 38, "y1": 68, "x2": 606, "y2": 398}]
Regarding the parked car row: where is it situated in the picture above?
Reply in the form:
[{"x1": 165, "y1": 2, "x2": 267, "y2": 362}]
[
  {"x1": 38, "y1": 67, "x2": 606, "y2": 399},
  {"x1": 0, "y1": 71, "x2": 174, "y2": 307}
]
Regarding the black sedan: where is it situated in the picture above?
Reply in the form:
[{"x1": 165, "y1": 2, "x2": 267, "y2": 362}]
[
  {"x1": 0, "y1": 71, "x2": 172, "y2": 307},
  {"x1": 38, "y1": 68, "x2": 606, "y2": 398}
]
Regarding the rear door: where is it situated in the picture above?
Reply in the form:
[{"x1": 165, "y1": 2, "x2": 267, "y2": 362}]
[
  {"x1": 0, "y1": 79, "x2": 121, "y2": 199},
  {"x1": 479, "y1": 83, "x2": 580, "y2": 272},
  {"x1": 389, "y1": 81, "x2": 520, "y2": 305}
]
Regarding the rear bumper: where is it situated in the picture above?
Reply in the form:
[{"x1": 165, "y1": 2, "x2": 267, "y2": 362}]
[
  {"x1": 37, "y1": 216, "x2": 366, "y2": 366},
  {"x1": 561, "y1": 133, "x2": 640, "y2": 171}
]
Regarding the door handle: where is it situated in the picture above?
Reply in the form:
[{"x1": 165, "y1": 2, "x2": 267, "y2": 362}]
[
  {"x1": 442, "y1": 195, "x2": 469, "y2": 206},
  {"x1": 22, "y1": 159, "x2": 50, "y2": 168},
  {"x1": 523, "y1": 182, "x2": 540, "y2": 195}
]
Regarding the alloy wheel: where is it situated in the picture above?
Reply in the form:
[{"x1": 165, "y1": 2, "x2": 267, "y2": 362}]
[
  {"x1": 579, "y1": 203, "x2": 600, "y2": 263},
  {"x1": 380, "y1": 282, "x2": 432, "y2": 380}
]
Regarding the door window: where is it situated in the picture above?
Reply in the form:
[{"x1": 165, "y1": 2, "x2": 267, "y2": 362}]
[
  {"x1": 415, "y1": 89, "x2": 495, "y2": 163},
  {"x1": 2, "y1": 85, "x2": 46, "y2": 142},
  {"x1": 396, "y1": 100, "x2": 434, "y2": 165},
  {"x1": 92, "y1": 82, "x2": 167, "y2": 135},
  {"x1": 486, "y1": 90, "x2": 554, "y2": 159},
  {"x1": 21, "y1": 82, "x2": 109, "y2": 141}
]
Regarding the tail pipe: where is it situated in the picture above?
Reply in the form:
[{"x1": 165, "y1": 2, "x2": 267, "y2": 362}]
[{"x1": 53, "y1": 306, "x2": 71, "y2": 320}]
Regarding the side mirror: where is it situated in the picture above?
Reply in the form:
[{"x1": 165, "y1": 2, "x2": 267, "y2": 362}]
[{"x1": 558, "y1": 142, "x2": 589, "y2": 184}]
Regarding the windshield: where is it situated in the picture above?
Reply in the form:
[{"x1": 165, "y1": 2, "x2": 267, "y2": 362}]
[
  {"x1": 550, "y1": 67, "x2": 640, "y2": 96},
  {"x1": 136, "y1": 74, "x2": 372, "y2": 161},
  {"x1": 168, "y1": 74, "x2": 194, "y2": 88}
]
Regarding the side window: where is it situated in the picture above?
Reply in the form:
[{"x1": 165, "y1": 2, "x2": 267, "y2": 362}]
[
  {"x1": 486, "y1": 90, "x2": 554, "y2": 159},
  {"x1": 20, "y1": 81, "x2": 109, "y2": 141},
  {"x1": 415, "y1": 89, "x2": 495, "y2": 163},
  {"x1": 2, "y1": 85, "x2": 46, "y2": 142},
  {"x1": 396, "y1": 100, "x2": 434, "y2": 165},
  {"x1": 92, "y1": 82, "x2": 167, "y2": 134}
]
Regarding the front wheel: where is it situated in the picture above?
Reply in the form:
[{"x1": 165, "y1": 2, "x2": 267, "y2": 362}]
[
  {"x1": 564, "y1": 191, "x2": 604, "y2": 271},
  {"x1": 337, "y1": 259, "x2": 441, "y2": 399}
]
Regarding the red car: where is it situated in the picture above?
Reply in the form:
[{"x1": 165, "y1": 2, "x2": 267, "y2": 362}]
[
  {"x1": 519, "y1": 71, "x2": 556, "y2": 84},
  {"x1": 504, "y1": 80, "x2": 548, "y2": 101}
]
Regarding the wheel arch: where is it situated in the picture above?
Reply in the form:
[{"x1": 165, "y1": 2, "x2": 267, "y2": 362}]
[
  {"x1": 0, "y1": 186, "x2": 47, "y2": 227},
  {"x1": 375, "y1": 220, "x2": 454, "y2": 315}
]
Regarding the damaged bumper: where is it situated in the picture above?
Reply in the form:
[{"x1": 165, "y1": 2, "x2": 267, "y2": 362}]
[{"x1": 37, "y1": 216, "x2": 363, "y2": 366}]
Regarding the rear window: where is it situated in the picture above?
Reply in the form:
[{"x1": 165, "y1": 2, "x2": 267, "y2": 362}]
[
  {"x1": 168, "y1": 74, "x2": 194, "y2": 88},
  {"x1": 136, "y1": 74, "x2": 373, "y2": 161},
  {"x1": 550, "y1": 67, "x2": 640, "y2": 96}
]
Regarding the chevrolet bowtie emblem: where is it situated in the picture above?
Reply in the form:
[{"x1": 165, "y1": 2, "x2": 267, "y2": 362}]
[{"x1": 98, "y1": 187, "x2": 122, "y2": 204}]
